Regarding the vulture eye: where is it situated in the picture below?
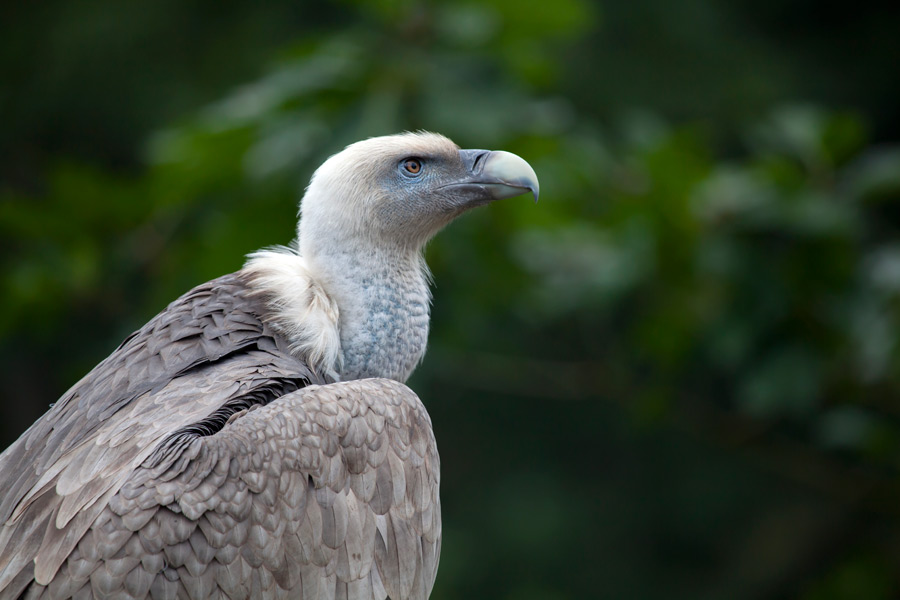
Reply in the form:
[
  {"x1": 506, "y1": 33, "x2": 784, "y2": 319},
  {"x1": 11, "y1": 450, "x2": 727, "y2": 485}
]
[{"x1": 400, "y1": 158, "x2": 423, "y2": 177}]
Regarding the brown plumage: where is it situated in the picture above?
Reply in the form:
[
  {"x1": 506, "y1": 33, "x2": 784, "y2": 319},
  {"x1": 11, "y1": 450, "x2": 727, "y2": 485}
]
[{"x1": 0, "y1": 132, "x2": 538, "y2": 600}]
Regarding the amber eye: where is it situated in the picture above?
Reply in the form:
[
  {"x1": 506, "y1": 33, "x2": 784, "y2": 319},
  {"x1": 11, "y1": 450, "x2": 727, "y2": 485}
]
[{"x1": 401, "y1": 158, "x2": 423, "y2": 176}]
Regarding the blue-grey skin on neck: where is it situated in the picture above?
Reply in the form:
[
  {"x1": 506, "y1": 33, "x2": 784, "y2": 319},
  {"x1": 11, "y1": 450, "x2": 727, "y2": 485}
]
[{"x1": 313, "y1": 246, "x2": 430, "y2": 382}]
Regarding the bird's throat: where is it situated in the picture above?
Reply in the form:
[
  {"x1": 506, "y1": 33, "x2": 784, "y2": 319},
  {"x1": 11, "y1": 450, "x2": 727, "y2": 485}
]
[{"x1": 311, "y1": 249, "x2": 431, "y2": 383}]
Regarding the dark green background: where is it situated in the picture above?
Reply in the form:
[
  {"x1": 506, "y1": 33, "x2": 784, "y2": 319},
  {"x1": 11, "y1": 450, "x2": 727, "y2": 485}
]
[{"x1": 3, "y1": 1, "x2": 900, "y2": 598}]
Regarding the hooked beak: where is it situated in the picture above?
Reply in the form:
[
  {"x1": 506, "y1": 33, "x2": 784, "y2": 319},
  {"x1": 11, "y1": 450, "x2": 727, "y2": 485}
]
[{"x1": 443, "y1": 149, "x2": 540, "y2": 205}]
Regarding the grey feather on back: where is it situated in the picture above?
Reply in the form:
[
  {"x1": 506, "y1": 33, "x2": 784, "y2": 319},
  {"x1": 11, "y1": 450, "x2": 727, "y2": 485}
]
[
  {"x1": 13, "y1": 379, "x2": 440, "y2": 600},
  {"x1": 0, "y1": 273, "x2": 441, "y2": 600},
  {"x1": 0, "y1": 273, "x2": 329, "y2": 597}
]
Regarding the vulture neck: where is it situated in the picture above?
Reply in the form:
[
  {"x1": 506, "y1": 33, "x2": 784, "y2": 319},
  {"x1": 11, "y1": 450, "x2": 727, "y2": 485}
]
[
  {"x1": 308, "y1": 243, "x2": 431, "y2": 383},
  {"x1": 243, "y1": 242, "x2": 431, "y2": 384}
]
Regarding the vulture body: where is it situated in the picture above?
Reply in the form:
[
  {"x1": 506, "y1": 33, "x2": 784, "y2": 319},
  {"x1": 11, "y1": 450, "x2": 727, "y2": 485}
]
[{"x1": 0, "y1": 132, "x2": 538, "y2": 600}]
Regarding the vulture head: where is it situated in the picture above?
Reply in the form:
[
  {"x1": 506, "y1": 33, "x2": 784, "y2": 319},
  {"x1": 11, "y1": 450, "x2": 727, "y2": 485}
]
[
  {"x1": 246, "y1": 131, "x2": 539, "y2": 382},
  {"x1": 299, "y1": 131, "x2": 539, "y2": 255}
]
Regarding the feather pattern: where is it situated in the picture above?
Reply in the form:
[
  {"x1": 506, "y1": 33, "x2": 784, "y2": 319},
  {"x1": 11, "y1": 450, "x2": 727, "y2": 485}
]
[
  {"x1": 9, "y1": 380, "x2": 439, "y2": 600},
  {"x1": 0, "y1": 272, "x2": 439, "y2": 600},
  {"x1": 242, "y1": 248, "x2": 342, "y2": 380}
]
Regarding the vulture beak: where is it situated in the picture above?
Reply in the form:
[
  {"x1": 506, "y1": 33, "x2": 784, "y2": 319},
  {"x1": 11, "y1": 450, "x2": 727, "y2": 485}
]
[{"x1": 448, "y1": 149, "x2": 540, "y2": 204}]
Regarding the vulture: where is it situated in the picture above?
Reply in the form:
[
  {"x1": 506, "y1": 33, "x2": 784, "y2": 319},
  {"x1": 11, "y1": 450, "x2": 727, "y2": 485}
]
[{"x1": 0, "y1": 132, "x2": 539, "y2": 600}]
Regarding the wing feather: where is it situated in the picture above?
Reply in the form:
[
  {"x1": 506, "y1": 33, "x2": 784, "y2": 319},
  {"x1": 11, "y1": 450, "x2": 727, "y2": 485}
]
[
  {"x1": 15, "y1": 379, "x2": 439, "y2": 600},
  {"x1": 0, "y1": 273, "x2": 324, "y2": 597},
  {"x1": 0, "y1": 272, "x2": 440, "y2": 600}
]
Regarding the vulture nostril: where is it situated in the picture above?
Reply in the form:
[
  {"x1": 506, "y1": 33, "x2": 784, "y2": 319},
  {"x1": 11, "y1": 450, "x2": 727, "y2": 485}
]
[{"x1": 472, "y1": 151, "x2": 488, "y2": 173}]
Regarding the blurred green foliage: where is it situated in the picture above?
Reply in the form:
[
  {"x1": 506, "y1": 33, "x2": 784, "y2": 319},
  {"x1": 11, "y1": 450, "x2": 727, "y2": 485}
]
[{"x1": 3, "y1": 0, "x2": 900, "y2": 598}]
